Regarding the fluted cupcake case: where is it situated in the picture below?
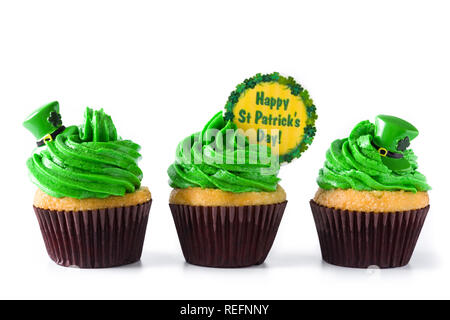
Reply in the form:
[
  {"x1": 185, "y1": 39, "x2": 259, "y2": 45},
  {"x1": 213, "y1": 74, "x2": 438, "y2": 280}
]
[
  {"x1": 170, "y1": 201, "x2": 287, "y2": 268},
  {"x1": 310, "y1": 200, "x2": 429, "y2": 268},
  {"x1": 34, "y1": 201, "x2": 152, "y2": 268}
]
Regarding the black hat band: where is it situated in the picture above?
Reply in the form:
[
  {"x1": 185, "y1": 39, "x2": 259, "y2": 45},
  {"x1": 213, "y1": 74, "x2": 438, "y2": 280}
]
[
  {"x1": 371, "y1": 141, "x2": 404, "y2": 159},
  {"x1": 36, "y1": 126, "x2": 66, "y2": 147}
]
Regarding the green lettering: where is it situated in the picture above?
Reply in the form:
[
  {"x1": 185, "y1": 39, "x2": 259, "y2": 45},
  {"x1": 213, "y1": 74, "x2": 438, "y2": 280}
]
[
  {"x1": 256, "y1": 91, "x2": 264, "y2": 105},
  {"x1": 262, "y1": 115, "x2": 268, "y2": 125},
  {"x1": 238, "y1": 109, "x2": 246, "y2": 123},
  {"x1": 257, "y1": 128, "x2": 265, "y2": 142},
  {"x1": 277, "y1": 98, "x2": 282, "y2": 109},
  {"x1": 287, "y1": 114, "x2": 294, "y2": 127},
  {"x1": 270, "y1": 98, "x2": 276, "y2": 109},
  {"x1": 255, "y1": 110, "x2": 263, "y2": 124}
]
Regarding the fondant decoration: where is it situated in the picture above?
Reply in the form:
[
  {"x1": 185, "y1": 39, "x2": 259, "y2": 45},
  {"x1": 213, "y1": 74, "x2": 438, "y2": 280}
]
[
  {"x1": 317, "y1": 116, "x2": 430, "y2": 192},
  {"x1": 397, "y1": 136, "x2": 410, "y2": 152},
  {"x1": 23, "y1": 101, "x2": 66, "y2": 146},
  {"x1": 373, "y1": 115, "x2": 419, "y2": 172},
  {"x1": 224, "y1": 72, "x2": 317, "y2": 163},
  {"x1": 48, "y1": 111, "x2": 62, "y2": 128}
]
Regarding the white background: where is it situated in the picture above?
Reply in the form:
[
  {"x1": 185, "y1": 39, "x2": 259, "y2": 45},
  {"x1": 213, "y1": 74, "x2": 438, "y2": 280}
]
[{"x1": 0, "y1": 0, "x2": 448, "y2": 300}]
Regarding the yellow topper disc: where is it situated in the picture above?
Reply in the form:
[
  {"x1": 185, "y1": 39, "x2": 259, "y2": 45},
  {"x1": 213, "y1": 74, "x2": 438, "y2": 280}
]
[{"x1": 224, "y1": 72, "x2": 317, "y2": 163}]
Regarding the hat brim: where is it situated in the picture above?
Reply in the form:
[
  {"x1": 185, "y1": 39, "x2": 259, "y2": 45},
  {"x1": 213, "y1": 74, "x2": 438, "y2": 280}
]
[{"x1": 381, "y1": 156, "x2": 411, "y2": 172}]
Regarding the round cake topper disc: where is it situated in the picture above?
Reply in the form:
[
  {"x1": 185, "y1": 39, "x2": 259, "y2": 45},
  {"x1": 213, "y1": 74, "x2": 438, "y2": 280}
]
[{"x1": 224, "y1": 72, "x2": 317, "y2": 163}]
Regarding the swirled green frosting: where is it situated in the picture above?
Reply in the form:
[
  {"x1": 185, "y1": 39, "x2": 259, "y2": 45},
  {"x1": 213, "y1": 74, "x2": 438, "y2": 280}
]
[
  {"x1": 317, "y1": 120, "x2": 430, "y2": 192},
  {"x1": 27, "y1": 108, "x2": 143, "y2": 199},
  {"x1": 168, "y1": 112, "x2": 280, "y2": 193}
]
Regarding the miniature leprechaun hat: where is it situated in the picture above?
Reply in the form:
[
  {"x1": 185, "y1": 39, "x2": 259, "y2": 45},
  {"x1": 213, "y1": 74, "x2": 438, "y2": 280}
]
[
  {"x1": 372, "y1": 114, "x2": 419, "y2": 172},
  {"x1": 23, "y1": 101, "x2": 65, "y2": 147}
]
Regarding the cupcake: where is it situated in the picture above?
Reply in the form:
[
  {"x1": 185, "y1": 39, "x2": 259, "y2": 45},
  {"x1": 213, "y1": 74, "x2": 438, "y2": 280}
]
[
  {"x1": 168, "y1": 111, "x2": 287, "y2": 268},
  {"x1": 23, "y1": 102, "x2": 152, "y2": 268},
  {"x1": 311, "y1": 115, "x2": 431, "y2": 268}
]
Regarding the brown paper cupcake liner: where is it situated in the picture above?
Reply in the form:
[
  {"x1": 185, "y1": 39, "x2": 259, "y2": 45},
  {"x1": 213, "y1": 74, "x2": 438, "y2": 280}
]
[
  {"x1": 169, "y1": 201, "x2": 287, "y2": 268},
  {"x1": 310, "y1": 200, "x2": 429, "y2": 268},
  {"x1": 34, "y1": 200, "x2": 152, "y2": 268}
]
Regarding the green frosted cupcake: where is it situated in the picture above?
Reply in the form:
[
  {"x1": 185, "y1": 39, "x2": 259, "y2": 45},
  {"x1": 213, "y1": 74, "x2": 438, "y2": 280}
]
[
  {"x1": 311, "y1": 115, "x2": 431, "y2": 268},
  {"x1": 24, "y1": 102, "x2": 152, "y2": 268},
  {"x1": 168, "y1": 112, "x2": 287, "y2": 268}
]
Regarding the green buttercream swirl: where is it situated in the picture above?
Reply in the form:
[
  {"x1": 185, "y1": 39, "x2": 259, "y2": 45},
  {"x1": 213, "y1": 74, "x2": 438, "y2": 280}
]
[
  {"x1": 317, "y1": 120, "x2": 430, "y2": 192},
  {"x1": 27, "y1": 108, "x2": 143, "y2": 199},
  {"x1": 168, "y1": 112, "x2": 280, "y2": 193}
]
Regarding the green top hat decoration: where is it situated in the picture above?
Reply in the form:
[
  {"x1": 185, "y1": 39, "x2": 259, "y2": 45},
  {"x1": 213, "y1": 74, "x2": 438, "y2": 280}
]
[
  {"x1": 372, "y1": 114, "x2": 419, "y2": 172},
  {"x1": 23, "y1": 101, "x2": 65, "y2": 147}
]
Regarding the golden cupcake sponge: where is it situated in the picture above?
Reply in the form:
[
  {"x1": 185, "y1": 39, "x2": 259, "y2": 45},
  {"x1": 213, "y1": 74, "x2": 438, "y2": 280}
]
[
  {"x1": 34, "y1": 187, "x2": 151, "y2": 211},
  {"x1": 314, "y1": 188, "x2": 429, "y2": 212},
  {"x1": 170, "y1": 185, "x2": 286, "y2": 206}
]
